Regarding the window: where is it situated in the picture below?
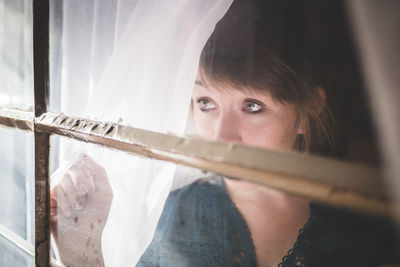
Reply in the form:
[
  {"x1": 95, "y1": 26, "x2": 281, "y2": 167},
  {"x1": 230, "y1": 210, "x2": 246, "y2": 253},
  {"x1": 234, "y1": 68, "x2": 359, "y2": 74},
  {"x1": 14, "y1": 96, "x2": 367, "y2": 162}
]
[{"x1": 1, "y1": 0, "x2": 399, "y2": 266}]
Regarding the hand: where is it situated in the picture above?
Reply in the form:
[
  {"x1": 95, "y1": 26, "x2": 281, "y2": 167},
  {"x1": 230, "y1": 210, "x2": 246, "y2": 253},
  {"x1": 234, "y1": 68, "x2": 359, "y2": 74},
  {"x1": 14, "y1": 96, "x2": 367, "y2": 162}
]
[{"x1": 50, "y1": 154, "x2": 113, "y2": 267}]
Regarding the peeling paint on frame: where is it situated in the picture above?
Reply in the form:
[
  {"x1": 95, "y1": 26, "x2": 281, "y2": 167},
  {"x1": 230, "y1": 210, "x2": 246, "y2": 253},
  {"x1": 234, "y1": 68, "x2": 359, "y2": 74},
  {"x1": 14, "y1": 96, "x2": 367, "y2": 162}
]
[{"x1": 0, "y1": 109, "x2": 394, "y2": 216}]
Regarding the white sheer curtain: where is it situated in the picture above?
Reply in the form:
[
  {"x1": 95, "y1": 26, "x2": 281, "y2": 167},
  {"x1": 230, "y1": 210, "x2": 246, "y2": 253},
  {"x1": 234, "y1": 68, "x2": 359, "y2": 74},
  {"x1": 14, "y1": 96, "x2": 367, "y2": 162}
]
[{"x1": 49, "y1": 0, "x2": 232, "y2": 266}]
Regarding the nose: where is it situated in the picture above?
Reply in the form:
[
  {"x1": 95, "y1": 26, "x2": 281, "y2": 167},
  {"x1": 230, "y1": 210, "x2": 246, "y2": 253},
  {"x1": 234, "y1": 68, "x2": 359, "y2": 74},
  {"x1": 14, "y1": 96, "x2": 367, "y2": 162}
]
[{"x1": 213, "y1": 111, "x2": 242, "y2": 143}]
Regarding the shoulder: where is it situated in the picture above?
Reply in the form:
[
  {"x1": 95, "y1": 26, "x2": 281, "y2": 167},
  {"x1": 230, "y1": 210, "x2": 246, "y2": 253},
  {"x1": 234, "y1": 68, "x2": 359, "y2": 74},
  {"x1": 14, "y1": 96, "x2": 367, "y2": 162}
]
[
  {"x1": 165, "y1": 176, "x2": 227, "y2": 211},
  {"x1": 152, "y1": 175, "x2": 230, "y2": 241},
  {"x1": 138, "y1": 176, "x2": 233, "y2": 266},
  {"x1": 158, "y1": 176, "x2": 230, "y2": 231},
  {"x1": 170, "y1": 175, "x2": 225, "y2": 196}
]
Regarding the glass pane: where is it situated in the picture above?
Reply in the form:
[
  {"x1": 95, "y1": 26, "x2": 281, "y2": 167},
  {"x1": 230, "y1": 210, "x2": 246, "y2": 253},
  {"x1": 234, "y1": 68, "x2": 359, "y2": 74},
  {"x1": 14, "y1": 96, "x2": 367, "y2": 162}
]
[
  {"x1": 0, "y1": 0, "x2": 33, "y2": 109},
  {"x1": 0, "y1": 234, "x2": 33, "y2": 267},
  {"x1": 190, "y1": 1, "x2": 383, "y2": 165},
  {"x1": 50, "y1": 136, "x2": 202, "y2": 266},
  {"x1": 48, "y1": 0, "x2": 383, "y2": 167},
  {"x1": 48, "y1": 0, "x2": 400, "y2": 266},
  {"x1": 48, "y1": 0, "x2": 230, "y2": 137},
  {"x1": 0, "y1": 127, "x2": 34, "y2": 266},
  {"x1": 50, "y1": 135, "x2": 400, "y2": 266}
]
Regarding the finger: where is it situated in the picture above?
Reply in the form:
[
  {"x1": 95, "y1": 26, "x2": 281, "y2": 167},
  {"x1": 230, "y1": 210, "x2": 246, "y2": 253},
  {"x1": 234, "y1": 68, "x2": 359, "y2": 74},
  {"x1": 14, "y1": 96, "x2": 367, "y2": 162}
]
[
  {"x1": 50, "y1": 198, "x2": 58, "y2": 235},
  {"x1": 82, "y1": 154, "x2": 109, "y2": 185},
  {"x1": 59, "y1": 173, "x2": 85, "y2": 210},
  {"x1": 51, "y1": 186, "x2": 72, "y2": 217},
  {"x1": 69, "y1": 163, "x2": 95, "y2": 195},
  {"x1": 80, "y1": 155, "x2": 113, "y2": 212},
  {"x1": 50, "y1": 198, "x2": 58, "y2": 218}
]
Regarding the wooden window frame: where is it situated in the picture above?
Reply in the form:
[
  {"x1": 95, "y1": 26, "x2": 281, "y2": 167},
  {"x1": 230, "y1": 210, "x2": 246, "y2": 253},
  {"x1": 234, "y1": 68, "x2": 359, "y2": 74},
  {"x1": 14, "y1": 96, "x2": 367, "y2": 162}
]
[
  {"x1": 33, "y1": 0, "x2": 50, "y2": 266},
  {"x1": 0, "y1": 0, "x2": 396, "y2": 266}
]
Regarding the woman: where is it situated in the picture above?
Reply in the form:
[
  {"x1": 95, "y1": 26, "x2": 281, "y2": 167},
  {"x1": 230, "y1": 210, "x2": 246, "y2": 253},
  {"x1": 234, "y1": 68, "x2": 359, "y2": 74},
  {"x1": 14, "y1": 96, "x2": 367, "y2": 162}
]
[{"x1": 51, "y1": 1, "x2": 399, "y2": 266}]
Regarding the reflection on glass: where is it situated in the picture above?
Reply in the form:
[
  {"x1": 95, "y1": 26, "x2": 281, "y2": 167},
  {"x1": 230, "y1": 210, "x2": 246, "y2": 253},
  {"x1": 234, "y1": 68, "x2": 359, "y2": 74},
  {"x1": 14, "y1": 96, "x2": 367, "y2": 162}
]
[
  {"x1": 143, "y1": 1, "x2": 399, "y2": 266},
  {"x1": 0, "y1": 234, "x2": 34, "y2": 267},
  {"x1": 49, "y1": 1, "x2": 399, "y2": 267},
  {"x1": 0, "y1": 127, "x2": 34, "y2": 266},
  {"x1": 50, "y1": 135, "x2": 181, "y2": 266},
  {"x1": 0, "y1": 0, "x2": 33, "y2": 109}
]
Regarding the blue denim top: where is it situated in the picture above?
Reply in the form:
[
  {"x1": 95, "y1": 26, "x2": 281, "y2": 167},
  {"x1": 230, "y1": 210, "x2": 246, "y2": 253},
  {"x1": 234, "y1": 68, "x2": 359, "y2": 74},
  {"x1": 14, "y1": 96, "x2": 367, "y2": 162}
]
[
  {"x1": 137, "y1": 176, "x2": 400, "y2": 267},
  {"x1": 138, "y1": 176, "x2": 256, "y2": 266}
]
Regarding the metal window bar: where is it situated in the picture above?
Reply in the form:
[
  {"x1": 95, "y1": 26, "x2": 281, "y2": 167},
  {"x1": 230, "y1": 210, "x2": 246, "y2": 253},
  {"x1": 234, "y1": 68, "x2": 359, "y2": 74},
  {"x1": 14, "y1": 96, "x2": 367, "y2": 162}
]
[
  {"x1": 33, "y1": 0, "x2": 50, "y2": 266},
  {"x1": 0, "y1": 224, "x2": 63, "y2": 267},
  {"x1": 0, "y1": 108, "x2": 393, "y2": 218}
]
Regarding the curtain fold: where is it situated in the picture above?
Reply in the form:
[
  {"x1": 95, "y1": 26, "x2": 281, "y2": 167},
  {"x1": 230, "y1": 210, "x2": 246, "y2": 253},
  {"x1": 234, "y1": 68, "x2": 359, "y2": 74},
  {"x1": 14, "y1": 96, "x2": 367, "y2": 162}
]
[{"x1": 49, "y1": 0, "x2": 232, "y2": 265}]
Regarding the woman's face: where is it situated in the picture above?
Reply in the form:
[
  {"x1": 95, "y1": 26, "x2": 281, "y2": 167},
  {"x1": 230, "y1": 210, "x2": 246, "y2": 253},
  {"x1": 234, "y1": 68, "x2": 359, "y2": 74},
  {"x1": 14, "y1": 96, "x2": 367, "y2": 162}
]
[{"x1": 192, "y1": 81, "x2": 303, "y2": 151}]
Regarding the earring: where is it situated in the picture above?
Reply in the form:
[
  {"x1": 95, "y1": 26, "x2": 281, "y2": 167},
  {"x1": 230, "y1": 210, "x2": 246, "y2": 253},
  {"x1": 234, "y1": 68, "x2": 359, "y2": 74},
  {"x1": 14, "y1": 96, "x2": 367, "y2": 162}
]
[{"x1": 297, "y1": 134, "x2": 305, "y2": 153}]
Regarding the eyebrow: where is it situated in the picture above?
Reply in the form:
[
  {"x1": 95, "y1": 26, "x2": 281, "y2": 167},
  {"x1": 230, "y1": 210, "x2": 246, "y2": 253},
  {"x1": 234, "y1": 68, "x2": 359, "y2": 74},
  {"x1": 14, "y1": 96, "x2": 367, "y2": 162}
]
[{"x1": 195, "y1": 80, "x2": 204, "y2": 86}]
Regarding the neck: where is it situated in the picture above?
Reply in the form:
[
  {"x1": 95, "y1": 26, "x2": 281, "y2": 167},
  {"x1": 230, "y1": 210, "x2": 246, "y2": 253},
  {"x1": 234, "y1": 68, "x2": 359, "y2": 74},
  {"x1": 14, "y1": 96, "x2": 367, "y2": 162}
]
[
  {"x1": 224, "y1": 177, "x2": 311, "y2": 267},
  {"x1": 224, "y1": 177, "x2": 310, "y2": 212}
]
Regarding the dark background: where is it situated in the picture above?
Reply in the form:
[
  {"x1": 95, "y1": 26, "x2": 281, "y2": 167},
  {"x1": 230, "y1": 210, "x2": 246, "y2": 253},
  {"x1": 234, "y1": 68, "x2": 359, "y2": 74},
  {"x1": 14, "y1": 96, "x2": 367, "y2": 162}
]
[
  {"x1": 224, "y1": 0, "x2": 381, "y2": 166},
  {"x1": 303, "y1": 0, "x2": 380, "y2": 165}
]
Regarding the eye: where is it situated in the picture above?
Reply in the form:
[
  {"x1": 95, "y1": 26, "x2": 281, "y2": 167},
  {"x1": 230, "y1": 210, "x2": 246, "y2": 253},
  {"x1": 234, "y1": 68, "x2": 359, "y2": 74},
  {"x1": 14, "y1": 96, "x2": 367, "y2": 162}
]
[
  {"x1": 243, "y1": 100, "x2": 263, "y2": 113},
  {"x1": 196, "y1": 97, "x2": 216, "y2": 112}
]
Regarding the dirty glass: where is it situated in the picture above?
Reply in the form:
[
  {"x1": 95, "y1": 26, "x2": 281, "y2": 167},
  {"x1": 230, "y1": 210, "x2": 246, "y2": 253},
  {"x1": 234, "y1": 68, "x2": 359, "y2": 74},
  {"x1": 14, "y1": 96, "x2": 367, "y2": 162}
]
[
  {"x1": 49, "y1": 137, "x2": 400, "y2": 266},
  {"x1": 0, "y1": 234, "x2": 34, "y2": 267},
  {"x1": 47, "y1": 0, "x2": 400, "y2": 266},
  {"x1": 48, "y1": 0, "x2": 383, "y2": 166},
  {"x1": 0, "y1": 0, "x2": 33, "y2": 110},
  {"x1": 192, "y1": 0, "x2": 384, "y2": 166},
  {"x1": 49, "y1": 135, "x2": 208, "y2": 266},
  {"x1": 48, "y1": 2, "x2": 232, "y2": 264},
  {"x1": 0, "y1": 127, "x2": 34, "y2": 267}
]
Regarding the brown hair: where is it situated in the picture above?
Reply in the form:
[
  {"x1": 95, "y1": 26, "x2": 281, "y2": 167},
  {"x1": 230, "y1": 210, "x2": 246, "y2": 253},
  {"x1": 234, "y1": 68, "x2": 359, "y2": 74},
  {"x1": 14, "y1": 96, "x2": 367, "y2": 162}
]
[{"x1": 198, "y1": 0, "x2": 335, "y2": 153}]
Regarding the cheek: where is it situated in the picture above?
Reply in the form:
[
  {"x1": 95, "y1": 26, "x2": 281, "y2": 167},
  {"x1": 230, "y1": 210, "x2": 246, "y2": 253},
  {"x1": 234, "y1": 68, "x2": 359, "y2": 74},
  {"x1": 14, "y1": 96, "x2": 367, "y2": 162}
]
[
  {"x1": 193, "y1": 112, "x2": 214, "y2": 139},
  {"x1": 241, "y1": 116, "x2": 298, "y2": 151}
]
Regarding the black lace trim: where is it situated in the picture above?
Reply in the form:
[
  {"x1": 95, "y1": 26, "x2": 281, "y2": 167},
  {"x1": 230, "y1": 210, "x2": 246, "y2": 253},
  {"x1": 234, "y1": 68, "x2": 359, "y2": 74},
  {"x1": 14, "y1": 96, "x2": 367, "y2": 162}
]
[{"x1": 277, "y1": 203, "x2": 315, "y2": 267}]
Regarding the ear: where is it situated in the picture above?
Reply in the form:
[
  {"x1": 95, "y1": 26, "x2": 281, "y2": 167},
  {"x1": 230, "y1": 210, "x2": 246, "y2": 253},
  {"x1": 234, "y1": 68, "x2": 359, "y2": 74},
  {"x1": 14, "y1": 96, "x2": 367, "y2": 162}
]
[
  {"x1": 316, "y1": 86, "x2": 326, "y2": 114},
  {"x1": 296, "y1": 87, "x2": 326, "y2": 135},
  {"x1": 297, "y1": 116, "x2": 306, "y2": 135}
]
